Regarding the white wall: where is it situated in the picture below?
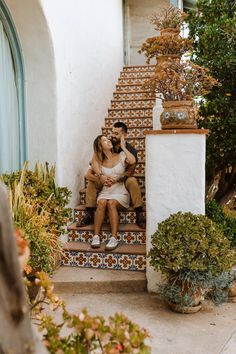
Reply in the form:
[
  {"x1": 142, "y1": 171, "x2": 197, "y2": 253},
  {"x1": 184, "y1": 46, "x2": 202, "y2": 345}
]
[
  {"x1": 145, "y1": 131, "x2": 207, "y2": 292},
  {"x1": 41, "y1": 0, "x2": 124, "y2": 205},
  {"x1": 125, "y1": 0, "x2": 169, "y2": 65},
  {"x1": 4, "y1": 0, "x2": 124, "y2": 205}
]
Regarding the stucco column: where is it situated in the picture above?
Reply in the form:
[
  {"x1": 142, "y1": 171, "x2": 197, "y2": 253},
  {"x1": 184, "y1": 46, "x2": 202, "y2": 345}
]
[{"x1": 145, "y1": 129, "x2": 208, "y2": 292}]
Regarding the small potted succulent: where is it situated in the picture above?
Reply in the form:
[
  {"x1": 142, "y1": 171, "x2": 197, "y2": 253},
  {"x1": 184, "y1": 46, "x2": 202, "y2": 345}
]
[{"x1": 149, "y1": 212, "x2": 236, "y2": 313}]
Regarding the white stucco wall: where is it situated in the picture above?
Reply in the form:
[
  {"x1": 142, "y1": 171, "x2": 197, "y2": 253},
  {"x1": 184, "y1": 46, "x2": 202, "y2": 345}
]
[
  {"x1": 4, "y1": 0, "x2": 124, "y2": 205},
  {"x1": 41, "y1": 0, "x2": 124, "y2": 205},
  {"x1": 145, "y1": 131, "x2": 207, "y2": 292},
  {"x1": 125, "y1": 0, "x2": 170, "y2": 65}
]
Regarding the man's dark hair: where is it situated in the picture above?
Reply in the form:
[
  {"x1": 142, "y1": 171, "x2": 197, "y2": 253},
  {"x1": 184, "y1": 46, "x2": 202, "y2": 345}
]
[{"x1": 113, "y1": 121, "x2": 128, "y2": 133}]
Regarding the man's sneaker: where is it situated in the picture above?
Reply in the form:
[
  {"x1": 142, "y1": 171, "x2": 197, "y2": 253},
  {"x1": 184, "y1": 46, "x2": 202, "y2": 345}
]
[
  {"x1": 91, "y1": 235, "x2": 101, "y2": 248},
  {"x1": 76, "y1": 212, "x2": 94, "y2": 227},
  {"x1": 136, "y1": 212, "x2": 146, "y2": 229},
  {"x1": 105, "y1": 236, "x2": 119, "y2": 251}
]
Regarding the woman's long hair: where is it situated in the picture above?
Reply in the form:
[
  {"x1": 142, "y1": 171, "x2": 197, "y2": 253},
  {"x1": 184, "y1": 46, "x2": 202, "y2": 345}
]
[{"x1": 93, "y1": 135, "x2": 106, "y2": 163}]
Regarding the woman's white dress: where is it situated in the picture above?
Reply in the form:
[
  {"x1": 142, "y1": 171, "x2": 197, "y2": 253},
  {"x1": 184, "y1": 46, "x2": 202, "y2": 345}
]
[{"x1": 97, "y1": 152, "x2": 130, "y2": 208}]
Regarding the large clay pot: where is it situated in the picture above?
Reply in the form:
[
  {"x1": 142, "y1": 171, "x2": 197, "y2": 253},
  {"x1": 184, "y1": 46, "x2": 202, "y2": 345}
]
[
  {"x1": 160, "y1": 28, "x2": 180, "y2": 37},
  {"x1": 160, "y1": 100, "x2": 198, "y2": 129}
]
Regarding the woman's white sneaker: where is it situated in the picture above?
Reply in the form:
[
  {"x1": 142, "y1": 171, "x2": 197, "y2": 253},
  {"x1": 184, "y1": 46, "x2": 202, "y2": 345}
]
[
  {"x1": 105, "y1": 236, "x2": 119, "y2": 251},
  {"x1": 91, "y1": 235, "x2": 100, "y2": 248}
]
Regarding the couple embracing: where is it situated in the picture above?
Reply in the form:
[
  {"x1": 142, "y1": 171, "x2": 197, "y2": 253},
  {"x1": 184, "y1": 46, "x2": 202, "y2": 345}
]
[{"x1": 77, "y1": 122, "x2": 145, "y2": 251}]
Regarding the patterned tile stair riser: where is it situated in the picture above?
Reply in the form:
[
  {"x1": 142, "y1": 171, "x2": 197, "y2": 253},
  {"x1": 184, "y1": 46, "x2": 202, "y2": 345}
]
[
  {"x1": 116, "y1": 84, "x2": 153, "y2": 93},
  {"x1": 110, "y1": 99, "x2": 155, "y2": 110},
  {"x1": 105, "y1": 117, "x2": 153, "y2": 128},
  {"x1": 62, "y1": 247, "x2": 146, "y2": 271},
  {"x1": 120, "y1": 70, "x2": 155, "y2": 79},
  {"x1": 102, "y1": 126, "x2": 152, "y2": 138},
  {"x1": 113, "y1": 92, "x2": 155, "y2": 100},
  {"x1": 122, "y1": 65, "x2": 155, "y2": 72},
  {"x1": 63, "y1": 65, "x2": 154, "y2": 272},
  {"x1": 68, "y1": 226, "x2": 146, "y2": 245},
  {"x1": 108, "y1": 108, "x2": 153, "y2": 118}
]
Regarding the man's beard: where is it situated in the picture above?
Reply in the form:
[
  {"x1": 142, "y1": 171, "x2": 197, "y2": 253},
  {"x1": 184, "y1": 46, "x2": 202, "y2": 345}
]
[{"x1": 111, "y1": 137, "x2": 120, "y2": 146}]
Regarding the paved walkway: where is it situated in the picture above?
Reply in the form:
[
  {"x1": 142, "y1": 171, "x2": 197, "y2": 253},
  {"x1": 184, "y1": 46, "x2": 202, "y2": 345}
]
[{"x1": 56, "y1": 292, "x2": 236, "y2": 354}]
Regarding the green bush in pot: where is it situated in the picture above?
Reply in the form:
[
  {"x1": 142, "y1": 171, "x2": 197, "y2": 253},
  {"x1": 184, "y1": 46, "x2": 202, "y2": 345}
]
[{"x1": 149, "y1": 212, "x2": 236, "y2": 312}]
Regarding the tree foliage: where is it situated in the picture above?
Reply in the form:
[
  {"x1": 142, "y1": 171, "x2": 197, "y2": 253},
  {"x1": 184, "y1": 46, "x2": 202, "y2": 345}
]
[{"x1": 187, "y1": 0, "x2": 236, "y2": 205}]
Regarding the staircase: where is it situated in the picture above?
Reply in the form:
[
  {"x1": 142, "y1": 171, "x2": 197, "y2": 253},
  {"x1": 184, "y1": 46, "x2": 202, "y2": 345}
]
[{"x1": 62, "y1": 65, "x2": 155, "y2": 273}]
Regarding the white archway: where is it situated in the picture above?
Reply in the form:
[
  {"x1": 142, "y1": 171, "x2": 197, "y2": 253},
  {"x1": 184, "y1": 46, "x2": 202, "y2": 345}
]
[{"x1": 4, "y1": 0, "x2": 58, "y2": 167}]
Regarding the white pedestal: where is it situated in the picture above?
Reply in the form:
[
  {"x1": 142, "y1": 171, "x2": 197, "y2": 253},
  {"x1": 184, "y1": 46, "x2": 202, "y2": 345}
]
[{"x1": 145, "y1": 129, "x2": 208, "y2": 292}]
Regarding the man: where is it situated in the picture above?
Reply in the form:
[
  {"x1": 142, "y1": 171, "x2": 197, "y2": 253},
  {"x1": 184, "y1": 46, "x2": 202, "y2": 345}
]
[{"x1": 77, "y1": 122, "x2": 146, "y2": 228}]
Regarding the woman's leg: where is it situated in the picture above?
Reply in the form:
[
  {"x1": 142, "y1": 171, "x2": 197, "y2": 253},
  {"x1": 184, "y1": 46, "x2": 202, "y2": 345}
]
[
  {"x1": 107, "y1": 199, "x2": 122, "y2": 238},
  {"x1": 94, "y1": 199, "x2": 107, "y2": 235}
]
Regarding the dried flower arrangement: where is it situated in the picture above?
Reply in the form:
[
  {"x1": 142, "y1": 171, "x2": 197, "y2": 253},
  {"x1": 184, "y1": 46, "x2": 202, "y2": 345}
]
[
  {"x1": 145, "y1": 60, "x2": 219, "y2": 101},
  {"x1": 150, "y1": 5, "x2": 187, "y2": 31}
]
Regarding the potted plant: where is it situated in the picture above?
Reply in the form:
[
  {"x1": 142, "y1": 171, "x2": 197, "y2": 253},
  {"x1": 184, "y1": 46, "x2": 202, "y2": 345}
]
[
  {"x1": 139, "y1": 5, "x2": 219, "y2": 129},
  {"x1": 149, "y1": 212, "x2": 236, "y2": 313},
  {"x1": 139, "y1": 5, "x2": 192, "y2": 65},
  {"x1": 144, "y1": 60, "x2": 219, "y2": 129},
  {"x1": 150, "y1": 5, "x2": 186, "y2": 35}
]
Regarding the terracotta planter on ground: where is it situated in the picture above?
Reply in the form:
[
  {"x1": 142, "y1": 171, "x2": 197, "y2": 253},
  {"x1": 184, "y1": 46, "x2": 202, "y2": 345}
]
[
  {"x1": 228, "y1": 281, "x2": 236, "y2": 303},
  {"x1": 160, "y1": 100, "x2": 198, "y2": 129},
  {"x1": 168, "y1": 301, "x2": 202, "y2": 314}
]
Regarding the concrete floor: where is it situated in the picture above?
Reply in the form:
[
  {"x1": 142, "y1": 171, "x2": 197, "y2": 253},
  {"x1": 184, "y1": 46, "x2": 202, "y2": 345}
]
[{"x1": 56, "y1": 292, "x2": 236, "y2": 354}]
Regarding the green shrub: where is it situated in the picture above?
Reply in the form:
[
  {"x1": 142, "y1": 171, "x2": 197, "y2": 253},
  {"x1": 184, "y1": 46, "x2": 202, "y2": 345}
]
[
  {"x1": 0, "y1": 162, "x2": 72, "y2": 274},
  {"x1": 149, "y1": 212, "x2": 236, "y2": 277},
  {"x1": 206, "y1": 200, "x2": 236, "y2": 247}
]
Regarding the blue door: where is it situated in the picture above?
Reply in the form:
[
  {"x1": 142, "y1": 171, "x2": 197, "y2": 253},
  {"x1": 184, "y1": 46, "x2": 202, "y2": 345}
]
[{"x1": 0, "y1": 1, "x2": 26, "y2": 174}]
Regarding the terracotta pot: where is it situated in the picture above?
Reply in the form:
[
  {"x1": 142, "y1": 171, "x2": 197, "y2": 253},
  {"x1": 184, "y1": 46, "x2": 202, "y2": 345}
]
[
  {"x1": 160, "y1": 28, "x2": 180, "y2": 37},
  {"x1": 228, "y1": 281, "x2": 236, "y2": 297},
  {"x1": 168, "y1": 301, "x2": 202, "y2": 314},
  {"x1": 160, "y1": 100, "x2": 198, "y2": 129}
]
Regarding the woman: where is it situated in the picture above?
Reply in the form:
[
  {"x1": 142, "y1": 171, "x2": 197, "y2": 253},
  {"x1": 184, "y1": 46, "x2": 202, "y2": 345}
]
[{"x1": 90, "y1": 134, "x2": 136, "y2": 250}]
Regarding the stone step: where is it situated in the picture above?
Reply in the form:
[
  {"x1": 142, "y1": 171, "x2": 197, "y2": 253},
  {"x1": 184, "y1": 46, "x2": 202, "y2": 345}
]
[
  {"x1": 116, "y1": 83, "x2": 152, "y2": 93},
  {"x1": 102, "y1": 126, "x2": 151, "y2": 139},
  {"x1": 113, "y1": 91, "x2": 155, "y2": 100},
  {"x1": 123, "y1": 65, "x2": 155, "y2": 72},
  {"x1": 120, "y1": 71, "x2": 154, "y2": 79},
  {"x1": 52, "y1": 266, "x2": 147, "y2": 293},
  {"x1": 62, "y1": 242, "x2": 146, "y2": 271},
  {"x1": 79, "y1": 186, "x2": 146, "y2": 205},
  {"x1": 84, "y1": 173, "x2": 145, "y2": 188},
  {"x1": 68, "y1": 222, "x2": 145, "y2": 244},
  {"x1": 74, "y1": 205, "x2": 146, "y2": 226},
  {"x1": 108, "y1": 107, "x2": 153, "y2": 119},
  {"x1": 105, "y1": 117, "x2": 153, "y2": 128},
  {"x1": 118, "y1": 77, "x2": 151, "y2": 85},
  {"x1": 110, "y1": 99, "x2": 155, "y2": 110}
]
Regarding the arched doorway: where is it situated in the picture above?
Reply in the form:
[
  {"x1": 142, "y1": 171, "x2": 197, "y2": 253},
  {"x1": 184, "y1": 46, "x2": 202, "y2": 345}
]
[{"x1": 0, "y1": 0, "x2": 26, "y2": 174}]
